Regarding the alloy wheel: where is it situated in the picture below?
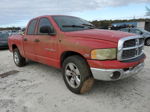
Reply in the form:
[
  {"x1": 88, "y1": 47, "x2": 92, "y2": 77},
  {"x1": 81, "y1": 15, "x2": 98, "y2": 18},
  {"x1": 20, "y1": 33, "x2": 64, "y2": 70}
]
[{"x1": 65, "y1": 63, "x2": 81, "y2": 88}]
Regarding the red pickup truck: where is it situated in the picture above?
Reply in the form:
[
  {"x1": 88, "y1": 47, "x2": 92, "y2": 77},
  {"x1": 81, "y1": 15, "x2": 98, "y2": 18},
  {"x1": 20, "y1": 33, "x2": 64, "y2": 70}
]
[{"x1": 8, "y1": 15, "x2": 145, "y2": 94}]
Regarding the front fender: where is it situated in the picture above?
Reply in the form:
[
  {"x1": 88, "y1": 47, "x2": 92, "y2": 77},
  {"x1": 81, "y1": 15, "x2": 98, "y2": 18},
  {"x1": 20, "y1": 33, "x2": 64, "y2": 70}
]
[{"x1": 60, "y1": 36, "x2": 118, "y2": 59}]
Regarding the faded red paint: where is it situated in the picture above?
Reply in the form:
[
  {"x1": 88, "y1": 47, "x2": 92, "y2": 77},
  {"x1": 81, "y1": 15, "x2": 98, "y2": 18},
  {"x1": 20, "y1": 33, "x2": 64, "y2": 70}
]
[{"x1": 8, "y1": 15, "x2": 145, "y2": 69}]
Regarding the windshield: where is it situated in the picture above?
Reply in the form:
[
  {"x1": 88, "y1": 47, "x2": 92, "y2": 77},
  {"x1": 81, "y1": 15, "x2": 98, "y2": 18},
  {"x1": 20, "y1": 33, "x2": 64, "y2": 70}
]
[{"x1": 52, "y1": 16, "x2": 95, "y2": 32}]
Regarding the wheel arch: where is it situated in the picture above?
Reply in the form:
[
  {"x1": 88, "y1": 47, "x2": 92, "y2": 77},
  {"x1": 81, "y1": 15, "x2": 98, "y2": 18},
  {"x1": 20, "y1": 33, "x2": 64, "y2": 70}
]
[
  {"x1": 12, "y1": 44, "x2": 18, "y2": 51},
  {"x1": 60, "y1": 51, "x2": 87, "y2": 68}
]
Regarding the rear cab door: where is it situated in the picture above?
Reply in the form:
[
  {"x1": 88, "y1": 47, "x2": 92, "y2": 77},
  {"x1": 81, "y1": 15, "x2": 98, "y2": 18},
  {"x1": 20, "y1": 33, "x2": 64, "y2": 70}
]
[{"x1": 23, "y1": 18, "x2": 38, "y2": 61}]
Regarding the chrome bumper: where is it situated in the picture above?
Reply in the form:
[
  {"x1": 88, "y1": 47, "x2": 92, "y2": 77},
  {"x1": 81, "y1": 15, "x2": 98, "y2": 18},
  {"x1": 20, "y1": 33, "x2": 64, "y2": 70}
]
[{"x1": 90, "y1": 63, "x2": 144, "y2": 81}]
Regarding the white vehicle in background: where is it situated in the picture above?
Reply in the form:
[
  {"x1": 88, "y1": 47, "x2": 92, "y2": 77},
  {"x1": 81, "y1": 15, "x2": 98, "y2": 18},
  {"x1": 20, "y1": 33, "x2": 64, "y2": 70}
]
[{"x1": 120, "y1": 28, "x2": 150, "y2": 46}]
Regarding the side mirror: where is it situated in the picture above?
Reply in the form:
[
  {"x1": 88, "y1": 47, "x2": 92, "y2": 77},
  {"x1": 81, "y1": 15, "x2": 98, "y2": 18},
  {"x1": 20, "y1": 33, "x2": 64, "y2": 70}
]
[{"x1": 40, "y1": 26, "x2": 56, "y2": 36}]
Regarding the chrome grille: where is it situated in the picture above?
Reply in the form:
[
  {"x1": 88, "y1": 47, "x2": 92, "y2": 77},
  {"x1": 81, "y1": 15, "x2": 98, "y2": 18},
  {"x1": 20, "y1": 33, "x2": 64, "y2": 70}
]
[
  {"x1": 118, "y1": 36, "x2": 144, "y2": 61},
  {"x1": 123, "y1": 39, "x2": 136, "y2": 48}
]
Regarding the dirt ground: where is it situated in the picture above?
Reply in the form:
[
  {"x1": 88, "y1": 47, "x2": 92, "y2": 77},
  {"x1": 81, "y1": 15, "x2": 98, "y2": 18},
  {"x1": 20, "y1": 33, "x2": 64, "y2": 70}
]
[{"x1": 0, "y1": 47, "x2": 150, "y2": 112}]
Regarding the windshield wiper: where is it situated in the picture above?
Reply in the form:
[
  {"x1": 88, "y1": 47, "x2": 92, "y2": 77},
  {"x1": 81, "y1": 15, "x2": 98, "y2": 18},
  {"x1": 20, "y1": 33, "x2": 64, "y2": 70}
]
[
  {"x1": 82, "y1": 24, "x2": 96, "y2": 29},
  {"x1": 62, "y1": 25, "x2": 84, "y2": 28}
]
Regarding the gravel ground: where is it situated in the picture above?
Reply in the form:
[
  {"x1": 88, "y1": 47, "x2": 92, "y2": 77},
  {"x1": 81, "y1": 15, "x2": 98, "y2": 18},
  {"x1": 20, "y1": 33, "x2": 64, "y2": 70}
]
[{"x1": 0, "y1": 47, "x2": 150, "y2": 112}]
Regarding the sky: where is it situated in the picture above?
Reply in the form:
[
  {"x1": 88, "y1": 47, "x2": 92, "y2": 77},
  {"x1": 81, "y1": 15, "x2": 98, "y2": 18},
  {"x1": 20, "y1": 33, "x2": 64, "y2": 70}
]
[{"x1": 0, "y1": 0, "x2": 150, "y2": 27}]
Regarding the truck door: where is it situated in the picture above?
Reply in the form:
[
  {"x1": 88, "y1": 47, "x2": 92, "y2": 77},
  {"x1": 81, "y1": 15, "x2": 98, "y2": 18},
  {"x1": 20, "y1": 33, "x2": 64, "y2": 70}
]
[
  {"x1": 35, "y1": 17, "x2": 58, "y2": 66},
  {"x1": 23, "y1": 19, "x2": 38, "y2": 61}
]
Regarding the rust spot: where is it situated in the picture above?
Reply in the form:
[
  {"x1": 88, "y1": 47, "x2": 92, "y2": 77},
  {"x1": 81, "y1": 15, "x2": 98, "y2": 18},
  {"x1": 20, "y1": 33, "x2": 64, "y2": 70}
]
[
  {"x1": 0, "y1": 70, "x2": 19, "y2": 78},
  {"x1": 80, "y1": 78, "x2": 94, "y2": 94}
]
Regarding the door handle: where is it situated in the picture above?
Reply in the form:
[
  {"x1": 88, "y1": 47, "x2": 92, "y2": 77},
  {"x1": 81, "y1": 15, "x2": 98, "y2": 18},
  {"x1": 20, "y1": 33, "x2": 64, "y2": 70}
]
[
  {"x1": 34, "y1": 39, "x2": 40, "y2": 42},
  {"x1": 24, "y1": 38, "x2": 27, "y2": 41}
]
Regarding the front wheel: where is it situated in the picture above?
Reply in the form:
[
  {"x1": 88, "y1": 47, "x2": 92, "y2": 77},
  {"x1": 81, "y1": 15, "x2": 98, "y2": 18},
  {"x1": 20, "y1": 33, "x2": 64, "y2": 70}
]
[
  {"x1": 13, "y1": 48, "x2": 26, "y2": 67},
  {"x1": 145, "y1": 38, "x2": 150, "y2": 46},
  {"x1": 62, "y1": 55, "x2": 94, "y2": 94}
]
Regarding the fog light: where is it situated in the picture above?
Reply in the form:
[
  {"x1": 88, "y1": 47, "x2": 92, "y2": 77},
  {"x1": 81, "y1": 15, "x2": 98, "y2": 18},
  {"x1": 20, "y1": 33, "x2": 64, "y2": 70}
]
[{"x1": 110, "y1": 71, "x2": 121, "y2": 80}]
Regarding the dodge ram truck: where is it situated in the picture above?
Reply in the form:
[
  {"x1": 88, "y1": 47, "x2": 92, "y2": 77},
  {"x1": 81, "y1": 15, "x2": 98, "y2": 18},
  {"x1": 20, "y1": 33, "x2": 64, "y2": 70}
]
[{"x1": 8, "y1": 15, "x2": 145, "y2": 94}]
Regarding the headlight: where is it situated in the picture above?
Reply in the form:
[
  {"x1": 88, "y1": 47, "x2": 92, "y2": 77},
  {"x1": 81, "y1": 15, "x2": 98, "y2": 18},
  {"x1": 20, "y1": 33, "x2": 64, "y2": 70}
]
[{"x1": 91, "y1": 48, "x2": 117, "y2": 60}]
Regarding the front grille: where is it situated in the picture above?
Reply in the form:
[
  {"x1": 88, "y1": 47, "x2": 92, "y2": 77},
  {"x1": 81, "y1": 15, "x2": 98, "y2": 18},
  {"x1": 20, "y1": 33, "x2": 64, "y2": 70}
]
[
  {"x1": 118, "y1": 36, "x2": 144, "y2": 61},
  {"x1": 139, "y1": 38, "x2": 144, "y2": 45},
  {"x1": 138, "y1": 46, "x2": 143, "y2": 55},
  {"x1": 123, "y1": 39, "x2": 136, "y2": 48},
  {"x1": 122, "y1": 49, "x2": 137, "y2": 59}
]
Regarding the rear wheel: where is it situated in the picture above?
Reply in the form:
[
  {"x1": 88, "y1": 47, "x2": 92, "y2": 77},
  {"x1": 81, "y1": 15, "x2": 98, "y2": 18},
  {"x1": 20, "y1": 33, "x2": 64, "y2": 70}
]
[
  {"x1": 145, "y1": 38, "x2": 150, "y2": 46},
  {"x1": 62, "y1": 55, "x2": 94, "y2": 94},
  {"x1": 13, "y1": 48, "x2": 26, "y2": 67}
]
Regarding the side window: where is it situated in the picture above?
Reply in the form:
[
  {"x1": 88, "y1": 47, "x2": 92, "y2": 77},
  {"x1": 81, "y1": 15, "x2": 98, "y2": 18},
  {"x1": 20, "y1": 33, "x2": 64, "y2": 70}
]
[
  {"x1": 38, "y1": 18, "x2": 54, "y2": 34},
  {"x1": 130, "y1": 29, "x2": 138, "y2": 34},
  {"x1": 130, "y1": 29, "x2": 140, "y2": 34},
  {"x1": 135, "y1": 30, "x2": 142, "y2": 35},
  {"x1": 122, "y1": 29, "x2": 129, "y2": 32},
  {"x1": 128, "y1": 29, "x2": 131, "y2": 32},
  {"x1": 27, "y1": 19, "x2": 37, "y2": 35}
]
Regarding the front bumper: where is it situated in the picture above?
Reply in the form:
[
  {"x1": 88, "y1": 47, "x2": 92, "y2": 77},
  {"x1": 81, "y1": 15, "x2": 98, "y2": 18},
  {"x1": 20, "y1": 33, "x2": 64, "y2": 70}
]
[{"x1": 91, "y1": 62, "x2": 144, "y2": 81}]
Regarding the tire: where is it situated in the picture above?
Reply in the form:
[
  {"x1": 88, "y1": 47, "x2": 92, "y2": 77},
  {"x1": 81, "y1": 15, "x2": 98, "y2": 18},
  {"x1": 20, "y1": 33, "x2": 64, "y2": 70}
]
[
  {"x1": 145, "y1": 38, "x2": 150, "y2": 46},
  {"x1": 62, "y1": 55, "x2": 94, "y2": 94},
  {"x1": 13, "y1": 48, "x2": 26, "y2": 67}
]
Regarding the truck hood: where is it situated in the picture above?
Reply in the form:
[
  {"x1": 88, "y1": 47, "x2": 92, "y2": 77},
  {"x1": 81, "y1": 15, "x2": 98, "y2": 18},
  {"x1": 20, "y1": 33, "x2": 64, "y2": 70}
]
[{"x1": 65, "y1": 29, "x2": 135, "y2": 43}]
